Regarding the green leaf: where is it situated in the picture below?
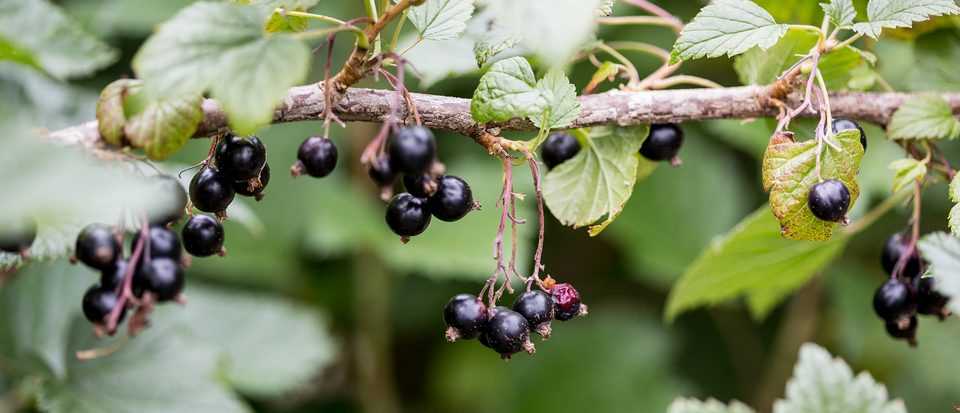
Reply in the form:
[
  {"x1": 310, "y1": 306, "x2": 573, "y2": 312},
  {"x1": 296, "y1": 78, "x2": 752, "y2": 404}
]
[
  {"x1": 822, "y1": 0, "x2": 857, "y2": 27},
  {"x1": 761, "y1": 130, "x2": 864, "y2": 241},
  {"x1": 124, "y1": 93, "x2": 205, "y2": 160},
  {"x1": 852, "y1": 0, "x2": 960, "y2": 39},
  {"x1": 772, "y1": 343, "x2": 907, "y2": 413},
  {"x1": 918, "y1": 232, "x2": 960, "y2": 314},
  {"x1": 532, "y1": 68, "x2": 581, "y2": 130},
  {"x1": 0, "y1": 0, "x2": 118, "y2": 78},
  {"x1": 133, "y1": 2, "x2": 310, "y2": 135},
  {"x1": 470, "y1": 56, "x2": 546, "y2": 123},
  {"x1": 671, "y1": 0, "x2": 789, "y2": 64},
  {"x1": 887, "y1": 95, "x2": 960, "y2": 140},
  {"x1": 950, "y1": 173, "x2": 960, "y2": 202},
  {"x1": 665, "y1": 206, "x2": 848, "y2": 321},
  {"x1": 888, "y1": 158, "x2": 927, "y2": 194},
  {"x1": 473, "y1": 36, "x2": 520, "y2": 68},
  {"x1": 264, "y1": 10, "x2": 309, "y2": 33},
  {"x1": 485, "y1": 0, "x2": 602, "y2": 67},
  {"x1": 735, "y1": 28, "x2": 861, "y2": 90},
  {"x1": 96, "y1": 79, "x2": 139, "y2": 146},
  {"x1": 403, "y1": 36, "x2": 478, "y2": 87},
  {"x1": 543, "y1": 126, "x2": 649, "y2": 236},
  {"x1": 668, "y1": 398, "x2": 756, "y2": 413},
  {"x1": 407, "y1": 0, "x2": 475, "y2": 41}
]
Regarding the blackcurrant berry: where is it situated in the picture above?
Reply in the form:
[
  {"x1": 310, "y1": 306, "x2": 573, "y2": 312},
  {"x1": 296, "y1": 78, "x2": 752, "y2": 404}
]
[
  {"x1": 189, "y1": 167, "x2": 235, "y2": 213},
  {"x1": 832, "y1": 118, "x2": 867, "y2": 152},
  {"x1": 151, "y1": 175, "x2": 188, "y2": 226},
  {"x1": 0, "y1": 219, "x2": 37, "y2": 254},
  {"x1": 640, "y1": 124, "x2": 684, "y2": 162},
  {"x1": 385, "y1": 193, "x2": 431, "y2": 237},
  {"x1": 916, "y1": 277, "x2": 950, "y2": 319},
  {"x1": 881, "y1": 233, "x2": 922, "y2": 279},
  {"x1": 135, "y1": 258, "x2": 185, "y2": 302},
  {"x1": 551, "y1": 283, "x2": 583, "y2": 321},
  {"x1": 82, "y1": 285, "x2": 125, "y2": 324},
  {"x1": 513, "y1": 290, "x2": 554, "y2": 337},
  {"x1": 295, "y1": 137, "x2": 338, "y2": 178},
  {"x1": 75, "y1": 223, "x2": 120, "y2": 271},
  {"x1": 443, "y1": 294, "x2": 488, "y2": 341},
  {"x1": 484, "y1": 307, "x2": 533, "y2": 358},
  {"x1": 132, "y1": 225, "x2": 182, "y2": 261},
  {"x1": 403, "y1": 174, "x2": 436, "y2": 198},
  {"x1": 541, "y1": 132, "x2": 581, "y2": 170},
  {"x1": 807, "y1": 179, "x2": 850, "y2": 222},
  {"x1": 368, "y1": 157, "x2": 397, "y2": 187},
  {"x1": 216, "y1": 135, "x2": 267, "y2": 180},
  {"x1": 428, "y1": 175, "x2": 474, "y2": 222},
  {"x1": 873, "y1": 278, "x2": 917, "y2": 321},
  {"x1": 182, "y1": 215, "x2": 224, "y2": 257},
  {"x1": 101, "y1": 258, "x2": 129, "y2": 290},
  {"x1": 884, "y1": 315, "x2": 918, "y2": 346},
  {"x1": 388, "y1": 126, "x2": 436, "y2": 175},
  {"x1": 233, "y1": 163, "x2": 270, "y2": 198}
]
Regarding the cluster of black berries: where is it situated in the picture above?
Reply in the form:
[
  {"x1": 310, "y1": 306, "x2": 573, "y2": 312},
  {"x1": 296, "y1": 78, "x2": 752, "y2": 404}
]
[
  {"x1": 807, "y1": 119, "x2": 867, "y2": 223},
  {"x1": 873, "y1": 233, "x2": 951, "y2": 346},
  {"x1": 190, "y1": 134, "x2": 272, "y2": 217},
  {"x1": 0, "y1": 219, "x2": 37, "y2": 257},
  {"x1": 540, "y1": 124, "x2": 685, "y2": 170},
  {"x1": 443, "y1": 281, "x2": 587, "y2": 359},
  {"x1": 367, "y1": 126, "x2": 475, "y2": 239}
]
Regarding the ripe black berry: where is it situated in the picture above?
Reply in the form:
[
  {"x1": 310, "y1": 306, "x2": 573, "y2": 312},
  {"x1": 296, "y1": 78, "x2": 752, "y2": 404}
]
[
  {"x1": 82, "y1": 285, "x2": 125, "y2": 324},
  {"x1": 233, "y1": 163, "x2": 270, "y2": 198},
  {"x1": 403, "y1": 174, "x2": 436, "y2": 198},
  {"x1": 832, "y1": 118, "x2": 867, "y2": 152},
  {"x1": 132, "y1": 225, "x2": 182, "y2": 261},
  {"x1": 513, "y1": 290, "x2": 554, "y2": 337},
  {"x1": 368, "y1": 157, "x2": 397, "y2": 186},
  {"x1": 101, "y1": 258, "x2": 129, "y2": 290},
  {"x1": 541, "y1": 132, "x2": 581, "y2": 170},
  {"x1": 388, "y1": 126, "x2": 436, "y2": 175},
  {"x1": 151, "y1": 175, "x2": 188, "y2": 226},
  {"x1": 916, "y1": 277, "x2": 950, "y2": 319},
  {"x1": 884, "y1": 315, "x2": 918, "y2": 346},
  {"x1": 443, "y1": 294, "x2": 488, "y2": 341},
  {"x1": 873, "y1": 278, "x2": 916, "y2": 321},
  {"x1": 182, "y1": 215, "x2": 225, "y2": 257},
  {"x1": 428, "y1": 175, "x2": 474, "y2": 222},
  {"x1": 385, "y1": 193, "x2": 431, "y2": 237},
  {"x1": 190, "y1": 167, "x2": 235, "y2": 213},
  {"x1": 75, "y1": 223, "x2": 120, "y2": 271},
  {"x1": 0, "y1": 219, "x2": 36, "y2": 254},
  {"x1": 483, "y1": 307, "x2": 533, "y2": 358},
  {"x1": 881, "y1": 233, "x2": 922, "y2": 279},
  {"x1": 640, "y1": 124, "x2": 684, "y2": 162},
  {"x1": 551, "y1": 283, "x2": 583, "y2": 321},
  {"x1": 135, "y1": 258, "x2": 185, "y2": 302},
  {"x1": 216, "y1": 135, "x2": 266, "y2": 180},
  {"x1": 807, "y1": 179, "x2": 850, "y2": 222},
  {"x1": 295, "y1": 137, "x2": 338, "y2": 178}
]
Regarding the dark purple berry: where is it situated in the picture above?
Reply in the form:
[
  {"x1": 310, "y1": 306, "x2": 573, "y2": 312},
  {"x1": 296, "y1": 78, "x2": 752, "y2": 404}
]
[
  {"x1": 368, "y1": 157, "x2": 397, "y2": 186},
  {"x1": 296, "y1": 137, "x2": 338, "y2": 178},
  {"x1": 151, "y1": 175, "x2": 188, "y2": 225},
  {"x1": 807, "y1": 179, "x2": 850, "y2": 222},
  {"x1": 385, "y1": 193, "x2": 431, "y2": 237},
  {"x1": 541, "y1": 132, "x2": 581, "y2": 169},
  {"x1": 233, "y1": 163, "x2": 270, "y2": 198},
  {"x1": 75, "y1": 223, "x2": 120, "y2": 271},
  {"x1": 916, "y1": 277, "x2": 950, "y2": 319},
  {"x1": 0, "y1": 219, "x2": 36, "y2": 254},
  {"x1": 832, "y1": 118, "x2": 867, "y2": 152},
  {"x1": 551, "y1": 283, "x2": 583, "y2": 321},
  {"x1": 513, "y1": 290, "x2": 554, "y2": 337},
  {"x1": 135, "y1": 258, "x2": 185, "y2": 302},
  {"x1": 189, "y1": 167, "x2": 235, "y2": 213},
  {"x1": 132, "y1": 225, "x2": 182, "y2": 261},
  {"x1": 640, "y1": 124, "x2": 684, "y2": 162},
  {"x1": 428, "y1": 176, "x2": 473, "y2": 222},
  {"x1": 873, "y1": 278, "x2": 916, "y2": 321},
  {"x1": 388, "y1": 126, "x2": 436, "y2": 175},
  {"x1": 443, "y1": 294, "x2": 488, "y2": 341},
  {"x1": 182, "y1": 215, "x2": 224, "y2": 257},
  {"x1": 216, "y1": 135, "x2": 266, "y2": 180},
  {"x1": 884, "y1": 315, "x2": 918, "y2": 346},
  {"x1": 101, "y1": 259, "x2": 129, "y2": 290},
  {"x1": 82, "y1": 285, "x2": 125, "y2": 324},
  {"x1": 881, "y1": 233, "x2": 922, "y2": 279},
  {"x1": 403, "y1": 174, "x2": 436, "y2": 198},
  {"x1": 483, "y1": 307, "x2": 532, "y2": 358}
]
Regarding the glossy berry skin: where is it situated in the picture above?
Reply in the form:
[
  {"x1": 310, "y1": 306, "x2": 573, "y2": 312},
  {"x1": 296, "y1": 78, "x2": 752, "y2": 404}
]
[
  {"x1": 429, "y1": 176, "x2": 474, "y2": 222},
  {"x1": 0, "y1": 220, "x2": 36, "y2": 254},
  {"x1": 881, "y1": 233, "x2": 922, "y2": 279},
  {"x1": 885, "y1": 315, "x2": 918, "y2": 344},
  {"x1": 541, "y1": 132, "x2": 581, "y2": 170},
  {"x1": 873, "y1": 278, "x2": 916, "y2": 321},
  {"x1": 233, "y1": 163, "x2": 270, "y2": 197},
  {"x1": 640, "y1": 124, "x2": 684, "y2": 162},
  {"x1": 551, "y1": 283, "x2": 582, "y2": 321},
  {"x1": 483, "y1": 307, "x2": 531, "y2": 357},
  {"x1": 182, "y1": 215, "x2": 224, "y2": 257},
  {"x1": 132, "y1": 225, "x2": 182, "y2": 261},
  {"x1": 916, "y1": 277, "x2": 950, "y2": 318},
  {"x1": 297, "y1": 137, "x2": 338, "y2": 178},
  {"x1": 216, "y1": 135, "x2": 266, "y2": 180},
  {"x1": 152, "y1": 175, "x2": 188, "y2": 225},
  {"x1": 135, "y1": 258, "x2": 185, "y2": 302},
  {"x1": 443, "y1": 294, "x2": 488, "y2": 340},
  {"x1": 513, "y1": 290, "x2": 554, "y2": 328},
  {"x1": 832, "y1": 118, "x2": 867, "y2": 152},
  {"x1": 385, "y1": 193, "x2": 431, "y2": 237},
  {"x1": 82, "y1": 285, "x2": 124, "y2": 324},
  {"x1": 403, "y1": 174, "x2": 435, "y2": 198},
  {"x1": 101, "y1": 259, "x2": 129, "y2": 290},
  {"x1": 190, "y1": 167, "x2": 235, "y2": 213},
  {"x1": 807, "y1": 179, "x2": 850, "y2": 222},
  {"x1": 75, "y1": 223, "x2": 120, "y2": 271},
  {"x1": 368, "y1": 157, "x2": 397, "y2": 186},
  {"x1": 388, "y1": 126, "x2": 436, "y2": 175}
]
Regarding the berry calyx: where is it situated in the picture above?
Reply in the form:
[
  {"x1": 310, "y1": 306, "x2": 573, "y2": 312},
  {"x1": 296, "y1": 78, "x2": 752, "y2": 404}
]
[
  {"x1": 443, "y1": 294, "x2": 488, "y2": 341},
  {"x1": 151, "y1": 175, "x2": 188, "y2": 226},
  {"x1": 873, "y1": 278, "x2": 916, "y2": 321},
  {"x1": 75, "y1": 223, "x2": 120, "y2": 271},
  {"x1": 428, "y1": 175, "x2": 474, "y2": 222},
  {"x1": 233, "y1": 163, "x2": 270, "y2": 199},
  {"x1": 807, "y1": 179, "x2": 850, "y2": 222},
  {"x1": 82, "y1": 285, "x2": 125, "y2": 324},
  {"x1": 182, "y1": 215, "x2": 225, "y2": 257},
  {"x1": 884, "y1": 315, "x2": 918, "y2": 346},
  {"x1": 483, "y1": 307, "x2": 534, "y2": 358},
  {"x1": 541, "y1": 132, "x2": 581, "y2": 170},
  {"x1": 640, "y1": 124, "x2": 684, "y2": 163},
  {"x1": 135, "y1": 258, "x2": 185, "y2": 302},
  {"x1": 101, "y1": 258, "x2": 129, "y2": 290},
  {"x1": 550, "y1": 282, "x2": 584, "y2": 321},
  {"x1": 294, "y1": 137, "x2": 338, "y2": 178},
  {"x1": 916, "y1": 277, "x2": 950, "y2": 320},
  {"x1": 881, "y1": 233, "x2": 922, "y2": 279},
  {"x1": 189, "y1": 167, "x2": 235, "y2": 213},
  {"x1": 132, "y1": 225, "x2": 182, "y2": 261},
  {"x1": 832, "y1": 118, "x2": 867, "y2": 152},
  {"x1": 388, "y1": 126, "x2": 436, "y2": 175},
  {"x1": 513, "y1": 290, "x2": 554, "y2": 338},
  {"x1": 368, "y1": 157, "x2": 397, "y2": 187},
  {"x1": 403, "y1": 173, "x2": 436, "y2": 198},
  {"x1": 0, "y1": 219, "x2": 37, "y2": 254},
  {"x1": 216, "y1": 135, "x2": 267, "y2": 180},
  {"x1": 385, "y1": 193, "x2": 431, "y2": 237}
]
